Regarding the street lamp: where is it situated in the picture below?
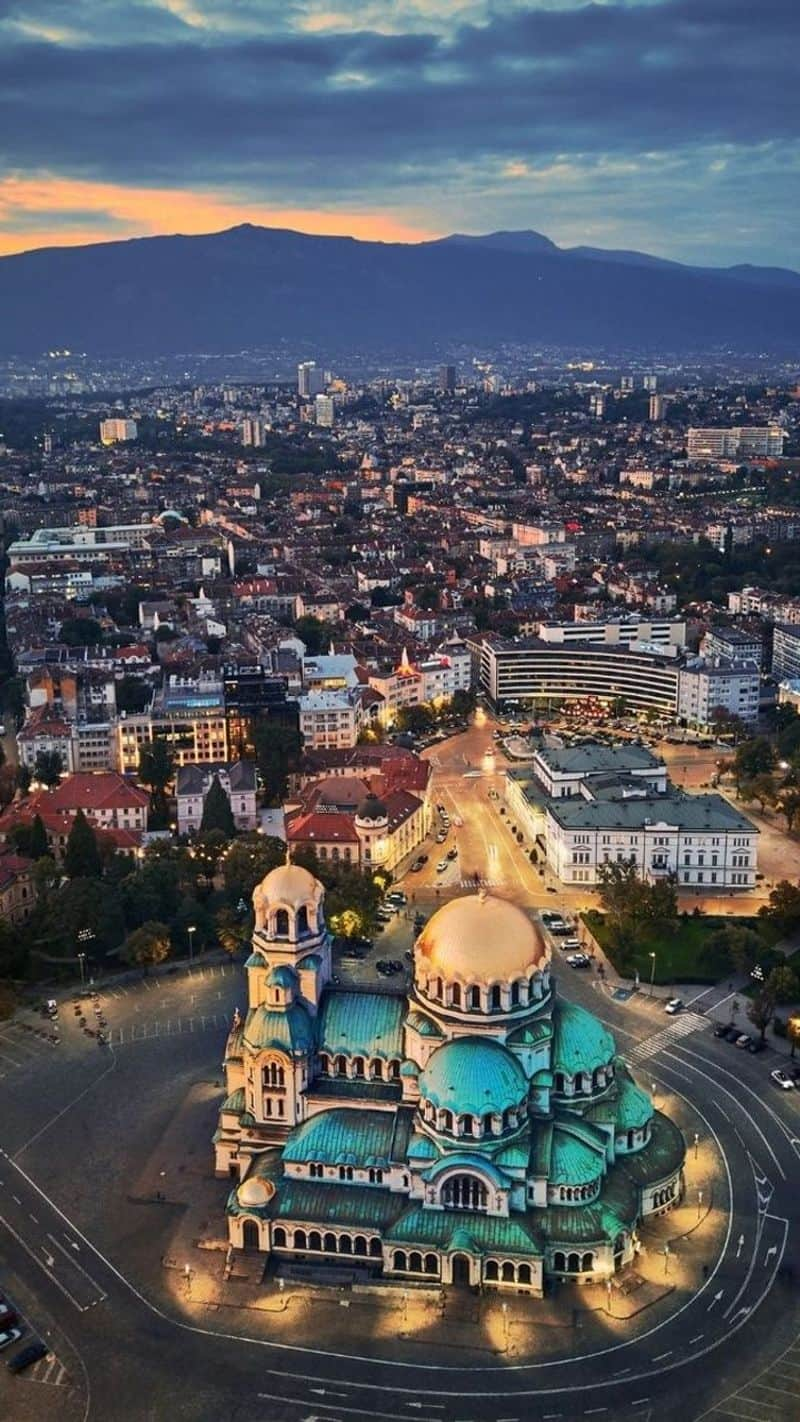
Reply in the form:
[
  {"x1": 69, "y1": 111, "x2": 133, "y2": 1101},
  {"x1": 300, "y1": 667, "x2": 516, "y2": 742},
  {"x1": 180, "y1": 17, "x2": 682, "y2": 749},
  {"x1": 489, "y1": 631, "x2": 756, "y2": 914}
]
[
  {"x1": 663, "y1": 1242, "x2": 671, "y2": 1276},
  {"x1": 648, "y1": 951, "x2": 657, "y2": 998},
  {"x1": 694, "y1": 1131, "x2": 699, "y2": 1160},
  {"x1": 77, "y1": 926, "x2": 94, "y2": 987},
  {"x1": 697, "y1": 1188, "x2": 704, "y2": 1221},
  {"x1": 187, "y1": 924, "x2": 196, "y2": 965}
]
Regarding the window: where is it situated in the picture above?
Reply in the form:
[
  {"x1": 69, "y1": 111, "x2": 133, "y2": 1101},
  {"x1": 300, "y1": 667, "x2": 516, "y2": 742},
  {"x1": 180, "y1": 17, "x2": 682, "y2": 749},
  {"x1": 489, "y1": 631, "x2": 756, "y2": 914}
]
[
  {"x1": 441, "y1": 1174, "x2": 489, "y2": 1212},
  {"x1": 274, "y1": 908, "x2": 289, "y2": 937}
]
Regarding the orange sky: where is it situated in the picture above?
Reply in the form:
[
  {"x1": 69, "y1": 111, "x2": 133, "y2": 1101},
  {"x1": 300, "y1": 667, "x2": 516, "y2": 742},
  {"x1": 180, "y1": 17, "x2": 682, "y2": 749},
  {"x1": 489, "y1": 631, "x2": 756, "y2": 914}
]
[{"x1": 0, "y1": 174, "x2": 434, "y2": 256}]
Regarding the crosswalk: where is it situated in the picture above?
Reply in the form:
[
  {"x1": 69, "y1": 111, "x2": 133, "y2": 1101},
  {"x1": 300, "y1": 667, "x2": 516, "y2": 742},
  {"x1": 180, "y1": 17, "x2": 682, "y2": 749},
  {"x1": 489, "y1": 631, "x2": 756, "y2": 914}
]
[
  {"x1": 458, "y1": 875, "x2": 502, "y2": 889},
  {"x1": 698, "y1": 1332, "x2": 800, "y2": 1420},
  {"x1": 626, "y1": 1011, "x2": 709, "y2": 1064},
  {"x1": 28, "y1": 1352, "x2": 73, "y2": 1388}
]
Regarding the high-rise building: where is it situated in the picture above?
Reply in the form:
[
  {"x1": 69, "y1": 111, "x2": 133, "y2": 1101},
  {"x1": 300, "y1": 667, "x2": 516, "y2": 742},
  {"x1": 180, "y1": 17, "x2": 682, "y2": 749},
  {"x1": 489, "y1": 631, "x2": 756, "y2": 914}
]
[
  {"x1": 649, "y1": 393, "x2": 666, "y2": 421},
  {"x1": 241, "y1": 418, "x2": 263, "y2": 447},
  {"x1": 687, "y1": 426, "x2": 786, "y2": 461},
  {"x1": 589, "y1": 392, "x2": 606, "y2": 418},
  {"x1": 298, "y1": 361, "x2": 326, "y2": 399},
  {"x1": 314, "y1": 394, "x2": 335, "y2": 427},
  {"x1": 99, "y1": 418, "x2": 137, "y2": 445},
  {"x1": 643, "y1": 373, "x2": 658, "y2": 392},
  {"x1": 438, "y1": 364, "x2": 456, "y2": 392},
  {"x1": 620, "y1": 375, "x2": 635, "y2": 392}
]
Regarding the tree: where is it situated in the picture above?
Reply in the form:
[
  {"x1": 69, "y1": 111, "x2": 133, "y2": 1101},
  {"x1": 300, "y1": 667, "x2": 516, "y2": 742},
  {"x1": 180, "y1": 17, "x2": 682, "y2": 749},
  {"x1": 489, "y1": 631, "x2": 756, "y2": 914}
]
[
  {"x1": 121, "y1": 920, "x2": 171, "y2": 973},
  {"x1": 760, "y1": 881, "x2": 800, "y2": 937},
  {"x1": 200, "y1": 775, "x2": 235, "y2": 836},
  {"x1": 33, "y1": 749, "x2": 63, "y2": 787},
  {"x1": 747, "y1": 985, "x2": 776, "y2": 1042},
  {"x1": 138, "y1": 738, "x2": 175, "y2": 825},
  {"x1": 16, "y1": 764, "x2": 31, "y2": 794},
  {"x1": 59, "y1": 617, "x2": 103, "y2": 647},
  {"x1": 450, "y1": 687, "x2": 477, "y2": 719},
  {"x1": 222, "y1": 834, "x2": 285, "y2": 905},
  {"x1": 28, "y1": 813, "x2": 50, "y2": 862},
  {"x1": 215, "y1": 905, "x2": 251, "y2": 956},
  {"x1": 734, "y1": 737, "x2": 776, "y2": 789},
  {"x1": 745, "y1": 773, "x2": 778, "y2": 813},
  {"x1": 64, "y1": 810, "x2": 102, "y2": 879},
  {"x1": 251, "y1": 721, "x2": 301, "y2": 803},
  {"x1": 293, "y1": 615, "x2": 328, "y2": 654},
  {"x1": 766, "y1": 964, "x2": 799, "y2": 1006},
  {"x1": 396, "y1": 704, "x2": 435, "y2": 736},
  {"x1": 777, "y1": 788, "x2": 800, "y2": 832}
]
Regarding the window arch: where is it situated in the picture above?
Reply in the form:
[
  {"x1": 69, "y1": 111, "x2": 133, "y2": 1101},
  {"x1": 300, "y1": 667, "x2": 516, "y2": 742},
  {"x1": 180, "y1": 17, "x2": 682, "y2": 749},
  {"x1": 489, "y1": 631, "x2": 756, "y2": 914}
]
[
  {"x1": 294, "y1": 1229, "x2": 307, "y2": 1250},
  {"x1": 484, "y1": 1259, "x2": 499, "y2": 1281},
  {"x1": 482, "y1": 1111, "x2": 495, "y2": 1136},
  {"x1": 370, "y1": 1058, "x2": 384, "y2": 1080},
  {"x1": 242, "y1": 1219, "x2": 260, "y2": 1249},
  {"x1": 318, "y1": 1053, "x2": 330, "y2": 1075},
  {"x1": 308, "y1": 1231, "x2": 322, "y2": 1251},
  {"x1": 461, "y1": 1113, "x2": 475, "y2": 1138},
  {"x1": 553, "y1": 1251, "x2": 566, "y2": 1272},
  {"x1": 409, "y1": 1251, "x2": 423, "y2": 1273},
  {"x1": 339, "y1": 1234, "x2": 352, "y2": 1254},
  {"x1": 510, "y1": 980, "x2": 520, "y2": 1007},
  {"x1": 369, "y1": 1237, "x2": 382, "y2": 1257},
  {"x1": 567, "y1": 1252, "x2": 581, "y2": 1274},
  {"x1": 393, "y1": 1250, "x2": 407, "y2": 1271},
  {"x1": 324, "y1": 1232, "x2": 337, "y2": 1252},
  {"x1": 441, "y1": 1174, "x2": 489, "y2": 1212},
  {"x1": 441, "y1": 1108, "x2": 454, "y2": 1132},
  {"x1": 424, "y1": 1253, "x2": 438, "y2": 1275},
  {"x1": 263, "y1": 1060, "x2": 285, "y2": 1088},
  {"x1": 297, "y1": 905, "x2": 309, "y2": 936},
  {"x1": 352, "y1": 1056, "x2": 365, "y2": 1079},
  {"x1": 554, "y1": 1072, "x2": 566, "y2": 1093},
  {"x1": 451, "y1": 982, "x2": 462, "y2": 1008},
  {"x1": 388, "y1": 1060, "x2": 400, "y2": 1081},
  {"x1": 581, "y1": 1252, "x2": 594, "y2": 1273},
  {"x1": 501, "y1": 1261, "x2": 515, "y2": 1282},
  {"x1": 468, "y1": 985, "x2": 481, "y2": 1010},
  {"x1": 273, "y1": 1226, "x2": 287, "y2": 1248},
  {"x1": 334, "y1": 1054, "x2": 347, "y2": 1077},
  {"x1": 518, "y1": 1263, "x2": 532, "y2": 1286},
  {"x1": 353, "y1": 1235, "x2": 367, "y2": 1256},
  {"x1": 274, "y1": 908, "x2": 289, "y2": 937},
  {"x1": 490, "y1": 984, "x2": 502, "y2": 1010}
]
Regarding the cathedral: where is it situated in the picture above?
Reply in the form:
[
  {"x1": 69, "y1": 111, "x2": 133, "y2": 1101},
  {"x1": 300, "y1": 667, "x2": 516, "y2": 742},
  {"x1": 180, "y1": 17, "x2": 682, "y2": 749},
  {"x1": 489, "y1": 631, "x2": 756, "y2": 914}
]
[{"x1": 214, "y1": 861, "x2": 685, "y2": 1293}]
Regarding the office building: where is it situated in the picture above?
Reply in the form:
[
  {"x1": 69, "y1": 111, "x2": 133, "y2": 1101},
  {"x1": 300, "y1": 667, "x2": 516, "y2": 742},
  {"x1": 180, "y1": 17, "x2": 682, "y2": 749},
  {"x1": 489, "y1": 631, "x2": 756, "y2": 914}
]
[
  {"x1": 701, "y1": 626, "x2": 763, "y2": 669},
  {"x1": 475, "y1": 637, "x2": 681, "y2": 715},
  {"x1": 297, "y1": 362, "x2": 326, "y2": 399},
  {"x1": 438, "y1": 364, "x2": 456, "y2": 392},
  {"x1": 538, "y1": 618, "x2": 686, "y2": 652},
  {"x1": 687, "y1": 427, "x2": 786, "y2": 461},
  {"x1": 99, "y1": 417, "x2": 137, "y2": 445},
  {"x1": 772, "y1": 625, "x2": 800, "y2": 681},
  {"x1": 314, "y1": 394, "x2": 336, "y2": 428}
]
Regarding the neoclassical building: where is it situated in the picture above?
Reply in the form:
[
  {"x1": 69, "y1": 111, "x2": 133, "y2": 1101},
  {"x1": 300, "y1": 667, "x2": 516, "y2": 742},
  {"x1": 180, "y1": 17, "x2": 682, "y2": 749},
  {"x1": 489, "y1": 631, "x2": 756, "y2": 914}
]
[{"x1": 215, "y1": 863, "x2": 685, "y2": 1294}]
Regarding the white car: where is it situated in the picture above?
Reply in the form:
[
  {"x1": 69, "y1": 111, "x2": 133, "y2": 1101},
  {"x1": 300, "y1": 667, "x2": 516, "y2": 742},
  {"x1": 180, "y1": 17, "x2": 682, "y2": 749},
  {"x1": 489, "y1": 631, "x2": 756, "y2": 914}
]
[
  {"x1": 436, "y1": 860, "x2": 448, "y2": 873},
  {"x1": 0, "y1": 1327, "x2": 23, "y2": 1351},
  {"x1": 664, "y1": 998, "x2": 684, "y2": 1015},
  {"x1": 771, "y1": 1069, "x2": 795, "y2": 1091}
]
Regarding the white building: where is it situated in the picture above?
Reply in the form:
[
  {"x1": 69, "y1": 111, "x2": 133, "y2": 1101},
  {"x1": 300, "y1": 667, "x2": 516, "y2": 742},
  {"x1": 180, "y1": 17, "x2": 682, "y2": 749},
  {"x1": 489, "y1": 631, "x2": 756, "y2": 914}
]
[
  {"x1": 677, "y1": 657, "x2": 760, "y2": 729},
  {"x1": 176, "y1": 762, "x2": 258, "y2": 835},
  {"x1": 241, "y1": 418, "x2": 264, "y2": 447},
  {"x1": 538, "y1": 618, "x2": 686, "y2": 652},
  {"x1": 314, "y1": 395, "x2": 336, "y2": 428},
  {"x1": 99, "y1": 417, "x2": 137, "y2": 445},
  {"x1": 299, "y1": 688, "x2": 363, "y2": 749},
  {"x1": 772, "y1": 625, "x2": 800, "y2": 682},
  {"x1": 687, "y1": 426, "x2": 785, "y2": 462}
]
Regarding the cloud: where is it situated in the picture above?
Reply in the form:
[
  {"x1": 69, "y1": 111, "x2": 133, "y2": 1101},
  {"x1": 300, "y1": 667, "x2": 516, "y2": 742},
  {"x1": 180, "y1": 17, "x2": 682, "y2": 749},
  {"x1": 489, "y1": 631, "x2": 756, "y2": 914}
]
[{"x1": 0, "y1": 0, "x2": 797, "y2": 266}]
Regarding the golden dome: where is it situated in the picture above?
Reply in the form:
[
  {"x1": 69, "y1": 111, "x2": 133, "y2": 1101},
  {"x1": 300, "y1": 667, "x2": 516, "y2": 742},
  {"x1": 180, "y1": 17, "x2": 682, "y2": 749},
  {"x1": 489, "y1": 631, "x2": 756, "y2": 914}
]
[
  {"x1": 256, "y1": 861, "x2": 322, "y2": 909},
  {"x1": 416, "y1": 892, "x2": 548, "y2": 985},
  {"x1": 237, "y1": 1176, "x2": 275, "y2": 1207}
]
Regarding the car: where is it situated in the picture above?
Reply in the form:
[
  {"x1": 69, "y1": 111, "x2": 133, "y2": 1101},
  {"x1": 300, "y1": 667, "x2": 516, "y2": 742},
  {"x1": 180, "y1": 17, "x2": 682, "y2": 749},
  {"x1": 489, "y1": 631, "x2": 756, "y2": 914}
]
[
  {"x1": 722, "y1": 1025, "x2": 741, "y2": 1042},
  {"x1": 409, "y1": 859, "x2": 424, "y2": 873},
  {"x1": 561, "y1": 938, "x2": 582, "y2": 952},
  {"x1": 6, "y1": 1339, "x2": 48, "y2": 1373},
  {"x1": 386, "y1": 891, "x2": 407, "y2": 907},
  {"x1": 746, "y1": 1037, "x2": 766, "y2": 1054},
  {"x1": 734, "y1": 1033, "x2": 752, "y2": 1049},
  {"x1": 546, "y1": 886, "x2": 557, "y2": 893},
  {"x1": 436, "y1": 831, "x2": 447, "y2": 843},
  {"x1": 771, "y1": 1069, "x2": 795, "y2": 1090},
  {"x1": 0, "y1": 1307, "x2": 18, "y2": 1329},
  {"x1": 712, "y1": 1022, "x2": 729, "y2": 1038},
  {"x1": 446, "y1": 847, "x2": 458, "y2": 861},
  {"x1": 0, "y1": 1328, "x2": 23, "y2": 1352},
  {"x1": 664, "y1": 998, "x2": 684, "y2": 1015},
  {"x1": 566, "y1": 952, "x2": 591, "y2": 970},
  {"x1": 417, "y1": 853, "x2": 428, "y2": 865},
  {"x1": 436, "y1": 860, "x2": 448, "y2": 873},
  {"x1": 550, "y1": 923, "x2": 570, "y2": 936}
]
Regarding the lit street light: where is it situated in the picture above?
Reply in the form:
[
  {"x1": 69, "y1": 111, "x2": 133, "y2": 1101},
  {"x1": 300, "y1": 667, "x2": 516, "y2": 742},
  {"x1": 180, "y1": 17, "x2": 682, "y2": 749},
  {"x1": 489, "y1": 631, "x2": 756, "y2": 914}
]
[
  {"x1": 694, "y1": 1131, "x2": 700, "y2": 1160},
  {"x1": 188, "y1": 924, "x2": 196, "y2": 965},
  {"x1": 649, "y1": 950, "x2": 657, "y2": 997},
  {"x1": 697, "y1": 1188, "x2": 704, "y2": 1220}
]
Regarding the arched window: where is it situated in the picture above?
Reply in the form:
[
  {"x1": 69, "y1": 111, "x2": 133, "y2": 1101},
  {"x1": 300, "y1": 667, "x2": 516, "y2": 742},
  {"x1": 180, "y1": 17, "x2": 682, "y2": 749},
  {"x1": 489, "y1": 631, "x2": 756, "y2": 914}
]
[
  {"x1": 451, "y1": 983, "x2": 462, "y2": 1008},
  {"x1": 388, "y1": 1060, "x2": 400, "y2": 1081},
  {"x1": 308, "y1": 1231, "x2": 322, "y2": 1251},
  {"x1": 424, "y1": 1253, "x2": 438, "y2": 1275},
  {"x1": 409, "y1": 1252, "x2": 423, "y2": 1273},
  {"x1": 567, "y1": 1252, "x2": 581, "y2": 1274},
  {"x1": 501, "y1": 1261, "x2": 515, "y2": 1283},
  {"x1": 553, "y1": 1251, "x2": 566, "y2": 1273},
  {"x1": 339, "y1": 1234, "x2": 352, "y2": 1254},
  {"x1": 393, "y1": 1251, "x2": 407, "y2": 1271},
  {"x1": 263, "y1": 1061, "x2": 285, "y2": 1088},
  {"x1": 370, "y1": 1058, "x2": 384, "y2": 1080},
  {"x1": 490, "y1": 984, "x2": 502, "y2": 1010},
  {"x1": 581, "y1": 1253, "x2": 594, "y2": 1273},
  {"x1": 273, "y1": 1226, "x2": 287, "y2": 1248},
  {"x1": 627, "y1": 1129, "x2": 634, "y2": 1150},
  {"x1": 324, "y1": 1232, "x2": 337, "y2": 1252},
  {"x1": 462, "y1": 1113, "x2": 475, "y2": 1138},
  {"x1": 441, "y1": 1109, "x2": 454, "y2": 1132},
  {"x1": 335, "y1": 1055, "x2": 348, "y2": 1077},
  {"x1": 510, "y1": 980, "x2": 520, "y2": 1007},
  {"x1": 528, "y1": 975, "x2": 538, "y2": 998},
  {"x1": 368, "y1": 1167, "x2": 384, "y2": 1184},
  {"x1": 242, "y1": 1219, "x2": 260, "y2": 1249},
  {"x1": 369, "y1": 1237, "x2": 382, "y2": 1257},
  {"x1": 353, "y1": 1056, "x2": 365, "y2": 1079},
  {"x1": 502, "y1": 1108, "x2": 512, "y2": 1132},
  {"x1": 485, "y1": 1260, "x2": 499, "y2": 1281},
  {"x1": 339, "y1": 1165, "x2": 353, "y2": 1181},
  {"x1": 353, "y1": 1235, "x2": 367, "y2": 1256},
  {"x1": 483, "y1": 1112, "x2": 495, "y2": 1136},
  {"x1": 275, "y1": 909, "x2": 289, "y2": 938},
  {"x1": 297, "y1": 905, "x2": 309, "y2": 936},
  {"x1": 441, "y1": 1174, "x2": 489, "y2": 1212},
  {"x1": 518, "y1": 1263, "x2": 532, "y2": 1286},
  {"x1": 318, "y1": 1054, "x2": 330, "y2": 1075},
  {"x1": 468, "y1": 985, "x2": 481, "y2": 1010},
  {"x1": 294, "y1": 1229, "x2": 307, "y2": 1250},
  {"x1": 435, "y1": 977, "x2": 444, "y2": 1001},
  {"x1": 554, "y1": 1072, "x2": 565, "y2": 1093}
]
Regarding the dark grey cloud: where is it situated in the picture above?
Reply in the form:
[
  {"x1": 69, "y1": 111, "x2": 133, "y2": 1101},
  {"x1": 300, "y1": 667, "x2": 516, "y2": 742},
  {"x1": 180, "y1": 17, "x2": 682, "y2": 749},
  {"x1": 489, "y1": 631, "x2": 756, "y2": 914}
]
[{"x1": 0, "y1": 0, "x2": 798, "y2": 265}]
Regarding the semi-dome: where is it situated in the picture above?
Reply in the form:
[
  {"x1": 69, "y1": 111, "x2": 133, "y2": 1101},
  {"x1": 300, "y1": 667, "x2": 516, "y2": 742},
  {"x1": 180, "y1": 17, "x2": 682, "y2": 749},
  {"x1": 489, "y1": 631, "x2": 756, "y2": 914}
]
[
  {"x1": 416, "y1": 892, "x2": 547, "y2": 984},
  {"x1": 552, "y1": 1000, "x2": 615, "y2": 1077},
  {"x1": 356, "y1": 792, "x2": 388, "y2": 821},
  {"x1": 237, "y1": 1175, "x2": 275, "y2": 1207},
  {"x1": 419, "y1": 1036, "x2": 528, "y2": 1118},
  {"x1": 243, "y1": 1002, "x2": 314, "y2": 1055}
]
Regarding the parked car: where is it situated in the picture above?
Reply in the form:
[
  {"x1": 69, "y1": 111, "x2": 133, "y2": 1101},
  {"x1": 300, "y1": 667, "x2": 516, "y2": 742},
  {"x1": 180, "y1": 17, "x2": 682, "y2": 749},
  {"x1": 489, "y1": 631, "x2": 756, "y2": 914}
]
[
  {"x1": 771, "y1": 1068, "x2": 795, "y2": 1090},
  {"x1": 0, "y1": 1307, "x2": 18, "y2": 1330},
  {"x1": 722, "y1": 1025, "x2": 741, "y2": 1042},
  {"x1": 746, "y1": 1037, "x2": 766, "y2": 1054},
  {"x1": 734, "y1": 1033, "x2": 752, "y2": 1049},
  {"x1": 386, "y1": 890, "x2": 407, "y2": 906},
  {"x1": 561, "y1": 938, "x2": 582, "y2": 952},
  {"x1": 0, "y1": 1328, "x2": 23, "y2": 1352},
  {"x1": 436, "y1": 860, "x2": 448, "y2": 873},
  {"x1": 664, "y1": 998, "x2": 684, "y2": 1015},
  {"x1": 7, "y1": 1339, "x2": 48, "y2": 1374},
  {"x1": 409, "y1": 859, "x2": 424, "y2": 873},
  {"x1": 566, "y1": 952, "x2": 591, "y2": 970},
  {"x1": 446, "y1": 848, "x2": 458, "y2": 861},
  {"x1": 436, "y1": 832, "x2": 447, "y2": 844},
  {"x1": 712, "y1": 1022, "x2": 728, "y2": 1038}
]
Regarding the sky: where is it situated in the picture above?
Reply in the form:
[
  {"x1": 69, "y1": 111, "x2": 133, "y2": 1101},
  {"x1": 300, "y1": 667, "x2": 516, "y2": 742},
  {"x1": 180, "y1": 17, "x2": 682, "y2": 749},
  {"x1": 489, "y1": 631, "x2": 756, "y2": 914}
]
[{"x1": 0, "y1": 0, "x2": 797, "y2": 268}]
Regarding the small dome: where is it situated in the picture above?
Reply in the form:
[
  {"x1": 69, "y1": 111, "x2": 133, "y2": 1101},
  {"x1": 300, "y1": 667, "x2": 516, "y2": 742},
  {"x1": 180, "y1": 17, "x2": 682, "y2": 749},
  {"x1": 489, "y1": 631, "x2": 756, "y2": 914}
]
[
  {"x1": 243, "y1": 1002, "x2": 314, "y2": 1055},
  {"x1": 267, "y1": 964, "x2": 297, "y2": 988},
  {"x1": 237, "y1": 1176, "x2": 275, "y2": 1208},
  {"x1": 419, "y1": 1036, "x2": 528, "y2": 1117},
  {"x1": 356, "y1": 792, "x2": 388, "y2": 821},
  {"x1": 552, "y1": 1000, "x2": 615, "y2": 1077},
  {"x1": 416, "y1": 892, "x2": 548, "y2": 986},
  {"x1": 257, "y1": 861, "x2": 322, "y2": 910},
  {"x1": 245, "y1": 952, "x2": 265, "y2": 968}
]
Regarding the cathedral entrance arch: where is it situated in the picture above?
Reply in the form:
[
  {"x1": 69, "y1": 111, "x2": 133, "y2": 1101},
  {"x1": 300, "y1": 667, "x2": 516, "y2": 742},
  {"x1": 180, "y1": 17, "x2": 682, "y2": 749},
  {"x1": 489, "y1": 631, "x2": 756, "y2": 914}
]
[{"x1": 451, "y1": 1253, "x2": 471, "y2": 1287}]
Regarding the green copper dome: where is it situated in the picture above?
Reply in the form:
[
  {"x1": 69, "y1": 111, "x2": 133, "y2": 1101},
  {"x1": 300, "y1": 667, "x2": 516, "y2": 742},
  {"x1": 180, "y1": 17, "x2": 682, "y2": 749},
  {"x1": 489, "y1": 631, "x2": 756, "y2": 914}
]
[
  {"x1": 243, "y1": 1002, "x2": 314, "y2": 1055},
  {"x1": 419, "y1": 1036, "x2": 528, "y2": 1117},
  {"x1": 552, "y1": 1000, "x2": 615, "y2": 1077},
  {"x1": 615, "y1": 1070, "x2": 653, "y2": 1131},
  {"x1": 550, "y1": 1127, "x2": 604, "y2": 1186}
]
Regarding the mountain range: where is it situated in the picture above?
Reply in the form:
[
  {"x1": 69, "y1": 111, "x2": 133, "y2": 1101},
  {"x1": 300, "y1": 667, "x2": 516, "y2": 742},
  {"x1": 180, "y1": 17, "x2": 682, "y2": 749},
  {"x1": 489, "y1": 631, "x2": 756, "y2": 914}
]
[{"x1": 0, "y1": 224, "x2": 797, "y2": 358}]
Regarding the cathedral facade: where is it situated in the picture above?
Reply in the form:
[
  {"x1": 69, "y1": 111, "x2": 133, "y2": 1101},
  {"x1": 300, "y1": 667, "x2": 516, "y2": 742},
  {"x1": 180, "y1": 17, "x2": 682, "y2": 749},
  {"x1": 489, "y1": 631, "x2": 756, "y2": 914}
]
[{"x1": 215, "y1": 862, "x2": 685, "y2": 1293}]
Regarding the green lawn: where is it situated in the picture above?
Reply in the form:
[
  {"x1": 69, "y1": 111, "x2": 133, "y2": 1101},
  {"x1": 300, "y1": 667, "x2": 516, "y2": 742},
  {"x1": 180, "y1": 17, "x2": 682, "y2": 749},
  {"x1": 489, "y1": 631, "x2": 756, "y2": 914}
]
[{"x1": 582, "y1": 911, "x2": 774, "y2": 985}]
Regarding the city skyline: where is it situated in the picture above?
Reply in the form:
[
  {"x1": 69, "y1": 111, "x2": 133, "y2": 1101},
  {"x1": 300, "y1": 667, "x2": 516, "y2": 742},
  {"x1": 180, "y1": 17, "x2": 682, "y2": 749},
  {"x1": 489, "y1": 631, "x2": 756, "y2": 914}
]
[{"x1": 1, "y1": 0, "x2": 798, "y2": 267}]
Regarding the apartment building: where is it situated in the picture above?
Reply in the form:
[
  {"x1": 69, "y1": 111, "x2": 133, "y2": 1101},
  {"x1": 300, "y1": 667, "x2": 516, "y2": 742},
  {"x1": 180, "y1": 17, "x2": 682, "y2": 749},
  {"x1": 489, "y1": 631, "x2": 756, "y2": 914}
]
[
  {"x1": 476, "y1": 637, "x2": 681, "y2": 715},
  {"x1": 687, "y1": 426, "x2": 785, "y2": 461},
  {"x1": 676, "y1": 657, "x2": 761, "y2": 729}
]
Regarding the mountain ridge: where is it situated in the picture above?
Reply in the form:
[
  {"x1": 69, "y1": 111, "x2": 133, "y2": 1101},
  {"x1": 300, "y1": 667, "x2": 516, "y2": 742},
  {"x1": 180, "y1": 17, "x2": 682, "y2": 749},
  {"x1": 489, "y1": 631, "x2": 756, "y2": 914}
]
[{"x1": 0, "y1": 223, "x2": 797, "y2": 356}]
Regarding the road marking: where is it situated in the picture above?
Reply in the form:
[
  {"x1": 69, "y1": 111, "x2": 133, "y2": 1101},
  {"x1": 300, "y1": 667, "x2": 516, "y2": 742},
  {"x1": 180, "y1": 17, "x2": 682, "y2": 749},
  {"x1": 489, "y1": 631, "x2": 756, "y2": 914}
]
[
  {"x1": 0, "y1": 1211, "x2": 86, "y2": 1311},
  {"x1": 651, "y1": 1351, "x2": 672, "y2": 1362},
  {"x1": 257, "y1": 1394, "x2": 433, "y2": 1422},
  {"x1": 689, "y1": 1334, "x2": 704, "y2": 1344}
]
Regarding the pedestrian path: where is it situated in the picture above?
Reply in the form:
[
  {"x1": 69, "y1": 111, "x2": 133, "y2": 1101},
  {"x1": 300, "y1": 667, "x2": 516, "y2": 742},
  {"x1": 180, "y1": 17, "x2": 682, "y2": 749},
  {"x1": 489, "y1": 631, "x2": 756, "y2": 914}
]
[
  {"x1": 698, "y1": 1330, "x2": 800, "y2": 1420},
  {"x1": 626, "y1": 1011, "x2": 709, "y2": 1064},
  {"x1": 458, "y1": 875, "x2": 502, "y2": 889},
  {"x1": 109, "y1": 1010, "x2": 229, "y2": 1046}
]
